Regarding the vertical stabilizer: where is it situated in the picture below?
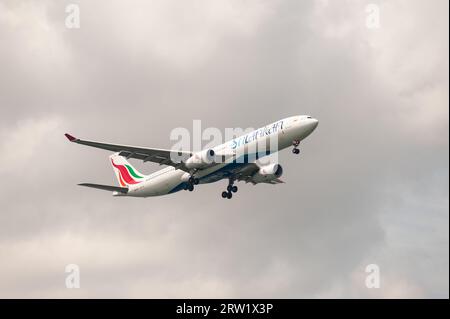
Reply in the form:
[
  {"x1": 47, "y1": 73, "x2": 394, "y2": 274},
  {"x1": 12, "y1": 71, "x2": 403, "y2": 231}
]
[{"x1": 109, "y1": 153, "x2": 147, "y2": 187}]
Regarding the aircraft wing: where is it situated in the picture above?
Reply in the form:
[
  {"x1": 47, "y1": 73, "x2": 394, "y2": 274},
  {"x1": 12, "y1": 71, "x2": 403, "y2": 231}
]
[
  {"x1": 262, "y1": 178, "x2": 285, "y2": 184},
  {"x1": 65, "y1": 133, "x2": 193, "y2": 172}
]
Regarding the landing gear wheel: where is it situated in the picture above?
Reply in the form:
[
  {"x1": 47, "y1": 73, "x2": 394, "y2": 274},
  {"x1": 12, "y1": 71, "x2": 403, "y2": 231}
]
[
  {"x1": 226, "y1": 192, "x2": 232, "y2": 199},
  {"x1": 227, "y1": 185, "x2": 233, "y2": 192},
  {"x1": 188, "y1": 184, "x2": 194, "y2": 191},
  {"x1": 292, "y1": 148, "x2": 300, "y2": 154},
  {"x1": 188, "y1": 176, "x2": 195, "y2": 184},
  {"x1": 231, "y1": 186, "x2": 238, "y2": 193},
  {"x1": 221, "y1": 191, "x2": 228, "y2": 198}
]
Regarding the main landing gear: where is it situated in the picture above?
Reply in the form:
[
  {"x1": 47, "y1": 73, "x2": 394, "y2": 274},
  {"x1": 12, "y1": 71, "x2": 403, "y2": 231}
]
[
  {"x1": 184, "y1": 175, "x2": 199, "y2": 191},
  {"x1": 292, "y1": 139, "x2": 300, "y2": 155},
  {"x1": 221, "y1": 179, "x2": 238, "y2": 199}
]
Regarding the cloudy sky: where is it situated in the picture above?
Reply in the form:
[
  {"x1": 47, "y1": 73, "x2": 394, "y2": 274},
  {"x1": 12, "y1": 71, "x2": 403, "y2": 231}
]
[{"x1": 0, "y1": 0, "x2": 448, "y2": 298}]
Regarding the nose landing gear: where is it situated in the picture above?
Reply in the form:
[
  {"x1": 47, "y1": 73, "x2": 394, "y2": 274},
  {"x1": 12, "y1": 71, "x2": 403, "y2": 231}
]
[{"x1": 292, "y1": 139, "x2": 300, "y2": 154}]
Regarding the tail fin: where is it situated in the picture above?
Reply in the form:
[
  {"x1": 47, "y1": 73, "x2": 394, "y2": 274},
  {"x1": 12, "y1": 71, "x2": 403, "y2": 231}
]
[{"x1": 109, "y1": 153, "x2": 147, "y2": 187}]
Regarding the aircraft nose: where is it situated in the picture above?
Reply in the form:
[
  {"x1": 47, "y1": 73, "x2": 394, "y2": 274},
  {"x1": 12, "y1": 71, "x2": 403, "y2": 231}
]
[{"x1": 309, "y1": 118, "x2": 319, "y2": 131}]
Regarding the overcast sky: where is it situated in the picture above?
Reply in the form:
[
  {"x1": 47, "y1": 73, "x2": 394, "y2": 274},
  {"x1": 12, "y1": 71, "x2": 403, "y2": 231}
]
[{"x1": 0, "y1": 0, "x2": 448, "y2": 298}]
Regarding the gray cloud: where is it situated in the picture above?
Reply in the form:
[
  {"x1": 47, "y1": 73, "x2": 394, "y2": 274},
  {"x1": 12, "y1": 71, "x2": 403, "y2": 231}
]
[{"x1": 0, "y1": 0, "x2": 448, "y2": 298}]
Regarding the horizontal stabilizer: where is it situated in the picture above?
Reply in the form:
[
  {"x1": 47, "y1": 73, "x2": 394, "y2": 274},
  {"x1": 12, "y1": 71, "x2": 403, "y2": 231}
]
[{"x1": 78, "y1": 183, "x2": 128, "y2": 194}]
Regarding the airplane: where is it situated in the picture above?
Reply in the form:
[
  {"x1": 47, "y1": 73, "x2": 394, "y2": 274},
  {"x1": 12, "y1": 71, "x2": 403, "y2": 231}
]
[{"x1": 64, "y1": 115, "x2": 318, "y2": 199}]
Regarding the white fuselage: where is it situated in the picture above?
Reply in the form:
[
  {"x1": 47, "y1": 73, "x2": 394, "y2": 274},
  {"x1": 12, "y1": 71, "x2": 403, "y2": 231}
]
[{"x1": 121, "y1": 115, "x2": 318, "y2": 197}]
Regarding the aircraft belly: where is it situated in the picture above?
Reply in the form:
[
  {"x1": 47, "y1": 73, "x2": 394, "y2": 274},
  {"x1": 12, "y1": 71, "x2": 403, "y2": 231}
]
[{"x1": 200, "y1": 174, "x2": 225, "y2": 184}]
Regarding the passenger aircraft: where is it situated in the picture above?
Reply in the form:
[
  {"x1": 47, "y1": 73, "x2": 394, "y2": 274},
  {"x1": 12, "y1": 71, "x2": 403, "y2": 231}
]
[{"x1": 65, "y1": 115, "x2": 318, "y2": 199}]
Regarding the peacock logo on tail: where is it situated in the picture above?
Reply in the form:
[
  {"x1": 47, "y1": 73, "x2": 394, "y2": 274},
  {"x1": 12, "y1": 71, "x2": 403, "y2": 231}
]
[{"x1": 110, "y1": 157, "x2": 146, "y2": 187}]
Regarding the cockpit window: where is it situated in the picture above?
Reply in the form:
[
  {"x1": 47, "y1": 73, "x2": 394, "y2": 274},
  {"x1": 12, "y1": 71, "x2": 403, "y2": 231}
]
[{"x1": 307, "y1": 116, "x2": 312, "y2": 119}]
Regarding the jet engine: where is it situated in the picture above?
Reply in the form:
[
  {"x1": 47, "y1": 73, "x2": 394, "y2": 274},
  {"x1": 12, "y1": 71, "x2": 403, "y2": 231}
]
[
  {"x1": 185, "y1": 149, "x2": 216, "y2": 169},
  {"x1": 251, "y1": 163, "x2": 283, "y2": 183}
]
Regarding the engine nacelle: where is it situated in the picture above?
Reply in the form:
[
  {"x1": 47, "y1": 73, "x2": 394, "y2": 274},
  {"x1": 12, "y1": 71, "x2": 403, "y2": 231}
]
[
  {"x1": 185, "y1": 149, "x2": 216, "y2": 169},
  {"x1": 251, "y1": 163, "x2": 283, "y2": 183}
]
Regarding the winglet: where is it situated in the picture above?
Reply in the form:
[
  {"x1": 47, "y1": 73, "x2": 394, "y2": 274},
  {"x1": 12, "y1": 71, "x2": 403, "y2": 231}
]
[{"x1": 64, "y1": 133, "x2": 78, "y2": 142}]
